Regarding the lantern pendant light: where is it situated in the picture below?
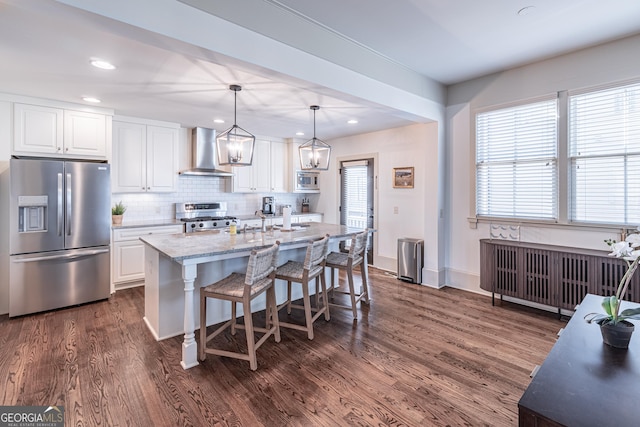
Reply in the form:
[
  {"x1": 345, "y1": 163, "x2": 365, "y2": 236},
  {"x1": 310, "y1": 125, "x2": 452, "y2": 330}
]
[
  {"x1": 299, "y1": 105, "x2": 331, "y2": 170},
  {"x1": 216, "y1": 84, "x2": 255, "y2": 166}
]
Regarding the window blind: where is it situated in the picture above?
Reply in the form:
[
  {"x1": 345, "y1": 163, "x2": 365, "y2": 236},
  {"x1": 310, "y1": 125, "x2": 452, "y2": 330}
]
[
  {"x1": 340, "y1": 163, "x2": 368, "y2": 229},
  {"x1": 569, "y1": 82, "x2": 640, "y2": 225},
  {"x1": 476, "y1": 98, "x2": 558, "y2": 219}
]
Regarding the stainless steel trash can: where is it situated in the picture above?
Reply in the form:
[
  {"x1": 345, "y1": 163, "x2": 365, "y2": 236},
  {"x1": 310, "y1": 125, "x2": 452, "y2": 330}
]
[{"x1": 397, "y1": 238, "x2": 424, "y2": 283}]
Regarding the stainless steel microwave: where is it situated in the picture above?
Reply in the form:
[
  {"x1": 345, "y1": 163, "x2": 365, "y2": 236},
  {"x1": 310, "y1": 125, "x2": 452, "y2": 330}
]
[{"x1": 295, "y1": 171, "x2": 320, "y2": 192}]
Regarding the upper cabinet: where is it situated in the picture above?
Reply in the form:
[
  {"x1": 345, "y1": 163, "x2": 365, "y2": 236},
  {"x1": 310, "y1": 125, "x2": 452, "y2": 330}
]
[
  {"x1": 270, "y1": 141, "x2": 288, "y2": 193},
  {"x1": 63, "y1": 110, "x2": 107, "y2": 158},
  {"x1": 13, "y1": 103, "x2": 108, "y2": 159},
  {"x1": 232, "y1": 139, "x2": 289, "y2": 193},
  {"x1": 112, "y1": 119, "x2": 178, "y2": 193}
]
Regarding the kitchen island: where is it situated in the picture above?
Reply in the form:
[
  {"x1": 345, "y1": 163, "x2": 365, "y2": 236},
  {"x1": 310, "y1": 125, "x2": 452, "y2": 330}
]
[{"x1": 140, "y1": 223, "x2": 369, "y2": 369}]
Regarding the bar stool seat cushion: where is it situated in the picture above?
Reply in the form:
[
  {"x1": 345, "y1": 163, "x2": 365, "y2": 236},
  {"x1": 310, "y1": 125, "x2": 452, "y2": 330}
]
[
  {"x1": 326, "y1": 251, "x2": 363, "y2": 268},
  {"x1": 276, "y1": 260, "x2": 324, "y2": 281},
  {"x1": 202, "y1": 272, "x2": 273, "y2": 299}
]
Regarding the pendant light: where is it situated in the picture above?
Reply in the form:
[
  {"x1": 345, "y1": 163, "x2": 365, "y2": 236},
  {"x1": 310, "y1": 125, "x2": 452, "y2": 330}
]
[
  {"x1": 299, "y1": 105, "x2": 331, "y2": 170},
  {"x1": 216, "y1": 84, "x2": 255, "y2": 166}
]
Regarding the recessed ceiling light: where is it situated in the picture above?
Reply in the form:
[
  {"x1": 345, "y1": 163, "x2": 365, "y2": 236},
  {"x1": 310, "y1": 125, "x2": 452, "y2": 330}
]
[
  {"x1": 296, "y1": 132, "x2": 305, "y2": 136},
  {"x1": 82, "y1": 97, "x2": 101, "y2": 103},
  {"x1": 213, "y1": 119, "x2": 225, "y2": 124},
  {"x1": 90, "y1": 59, "x2": 116, "y2": 70},
  {"x1": 347, "y1": 119, "x2": 358, "y2": 124},
  {"x1": 517, "y1": 6, "x2": 535, "y2": 16}
]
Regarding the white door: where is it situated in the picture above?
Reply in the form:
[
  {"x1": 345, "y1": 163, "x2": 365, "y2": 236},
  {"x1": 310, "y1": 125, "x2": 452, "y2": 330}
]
[
  {"x1": 270, "y1": 141, "x2": 288, "y2": 192},
  {"x1": 112, "y1": 121, "x2": 147, "y2": 192},
  {"x1": 253, "y1": 140, "x2": 271, "y2": 192},
  {"x1": 13, "y1": 103, "x2": 63, "y2": 155},
  {"x1": 340, "y1": 159, "x2": 374, "y2": 263},
  {"x1": 146, "y1": 125, "x2": 178, "y2": 192},
  {"x1": 63, "y1": 110, "x2": 107, "y2": 158},
  {"x1": 113, "y1": 240, "x2": 146, "y2": 283}
]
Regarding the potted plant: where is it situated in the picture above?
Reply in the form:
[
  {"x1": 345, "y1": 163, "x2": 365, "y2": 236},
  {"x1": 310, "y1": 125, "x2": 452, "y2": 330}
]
[
  {"x1": 111, "y1": 201, "x2": 126, "y2": 225},
  {"x1": 585, "y1": 229, "x2": 640, "y2": 348}
]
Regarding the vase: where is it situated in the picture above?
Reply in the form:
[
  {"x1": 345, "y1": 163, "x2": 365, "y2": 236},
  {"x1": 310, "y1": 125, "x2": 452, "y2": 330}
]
[
  {"x1": 599, "y1": 320, "x2": 635, "y2": 349},
  {"x1": 112, "y1": 214, "x2": 123, "y2": 226}
]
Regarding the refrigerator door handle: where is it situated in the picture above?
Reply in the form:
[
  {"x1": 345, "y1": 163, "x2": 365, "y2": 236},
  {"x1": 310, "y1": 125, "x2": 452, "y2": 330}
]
[
  {"x1": 57, "y1": 172, "x2": 63, "y2": 236},
  {"x1": 12, "y1": 248, "x2": 110, "y2": 263},
  {"x1": 66, "y1": 172, "x2": 72, "y2": 235}
]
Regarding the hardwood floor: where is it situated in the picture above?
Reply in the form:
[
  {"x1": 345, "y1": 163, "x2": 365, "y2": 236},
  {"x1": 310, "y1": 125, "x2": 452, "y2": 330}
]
[{"x1": 0, "y1": 268, "x2": 563, "y2": 426}]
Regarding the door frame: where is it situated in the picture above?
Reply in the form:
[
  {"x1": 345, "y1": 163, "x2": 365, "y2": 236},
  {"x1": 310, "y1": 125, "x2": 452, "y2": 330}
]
[{"x1": 336, "y1": 153, "x2": 378, "y2": 265}]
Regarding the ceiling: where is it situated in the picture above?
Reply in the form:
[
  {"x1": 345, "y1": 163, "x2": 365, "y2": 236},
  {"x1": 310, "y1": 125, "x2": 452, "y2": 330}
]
[{"x1": 1, "y1": 0, "x2": 639, "y2": 141}]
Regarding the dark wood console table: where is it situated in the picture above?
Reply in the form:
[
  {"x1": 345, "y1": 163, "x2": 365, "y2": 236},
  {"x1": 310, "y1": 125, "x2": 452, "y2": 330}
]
[{"x1": 518, "y1": 294, "x2": 640, "y2": 426}]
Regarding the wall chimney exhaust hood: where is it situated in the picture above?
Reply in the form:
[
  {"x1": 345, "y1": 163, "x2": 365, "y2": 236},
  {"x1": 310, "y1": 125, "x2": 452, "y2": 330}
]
[{"x1": 180, "y1": 127, "x2": 234, "y2": 177}]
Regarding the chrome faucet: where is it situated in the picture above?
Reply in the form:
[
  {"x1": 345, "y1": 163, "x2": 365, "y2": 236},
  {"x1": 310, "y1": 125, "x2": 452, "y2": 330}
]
[{"x1": 255, "y1": 210, "x2": 267, "y2": 232}]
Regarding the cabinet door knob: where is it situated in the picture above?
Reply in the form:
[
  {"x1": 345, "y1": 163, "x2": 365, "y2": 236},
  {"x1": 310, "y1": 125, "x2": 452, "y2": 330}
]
[{"x1": 147, "y1": 187, "x2": 150, "y2": 190}]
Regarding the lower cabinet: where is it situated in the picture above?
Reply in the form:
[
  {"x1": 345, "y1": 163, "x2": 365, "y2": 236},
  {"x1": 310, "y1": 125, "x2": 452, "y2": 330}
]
[
  {"x1": 297, "y1": 213, "x2": 323, "y2": 223},
  {"x1": 240, "y1": 213, "x2": 323, "y2": 229},
  {"x1": 112, "y1": 224, "x2": 183, "y2": 289},
  {"x1": 480, "y1": 239, "x2": 640, "y2": 312}
]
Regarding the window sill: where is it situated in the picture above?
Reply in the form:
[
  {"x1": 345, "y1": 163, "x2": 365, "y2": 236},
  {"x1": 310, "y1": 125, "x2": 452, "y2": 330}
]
[{"x1": 468, "y1": 216, "x2": 630, "y2": 234}]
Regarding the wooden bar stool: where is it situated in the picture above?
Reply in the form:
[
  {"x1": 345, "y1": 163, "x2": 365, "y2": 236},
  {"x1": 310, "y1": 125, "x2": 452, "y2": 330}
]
[
  {"x1": 275, "y1": 234, "x2": 330, "y2": 340},
  {"x1": 198, "y1": 241, "x2": 280, "y2": 371},
  {"x1": 326, "y1": 230, "x2": 370, "y2": 319}
]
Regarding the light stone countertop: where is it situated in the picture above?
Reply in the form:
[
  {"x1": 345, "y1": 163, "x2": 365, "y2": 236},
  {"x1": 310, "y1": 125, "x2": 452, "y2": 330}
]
[
  {"x1": 112, "y1": 219, "x2": 183, "y2": 229},
  {"x1": 140, "y1": 222, "x2": 364, "y2": 262}
]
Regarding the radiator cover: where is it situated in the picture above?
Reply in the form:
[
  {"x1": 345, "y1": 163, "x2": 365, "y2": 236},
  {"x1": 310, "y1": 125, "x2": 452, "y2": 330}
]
[{"x1": 480, "y1": 239, "x2": 639, "y2": 311}]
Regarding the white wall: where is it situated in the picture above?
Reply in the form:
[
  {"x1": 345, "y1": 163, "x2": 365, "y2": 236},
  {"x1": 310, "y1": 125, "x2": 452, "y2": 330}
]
[
  {"x1": 317, "y1": 122, "x2": 443, "y2": 285},
  {"x1": 446, "y1": 33, "x2": 640, "y2": 294}
]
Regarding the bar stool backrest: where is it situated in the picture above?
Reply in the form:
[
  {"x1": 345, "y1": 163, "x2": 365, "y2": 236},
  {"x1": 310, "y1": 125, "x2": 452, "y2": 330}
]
[
  {"x1": 304, "y1": 234, "x2": 330, "y2": 270},
  {"x1": 245, "y1": 241, "x2": 280, "y2": 286},
  {"x1": 349, "y1": 230, "x2": 369, "y2": 265}
]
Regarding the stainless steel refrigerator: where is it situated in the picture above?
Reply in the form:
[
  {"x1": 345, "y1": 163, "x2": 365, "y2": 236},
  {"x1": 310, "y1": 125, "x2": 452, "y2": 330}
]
[{"x1": 8, "y1": 157, "x2": 111, "y2": 317}]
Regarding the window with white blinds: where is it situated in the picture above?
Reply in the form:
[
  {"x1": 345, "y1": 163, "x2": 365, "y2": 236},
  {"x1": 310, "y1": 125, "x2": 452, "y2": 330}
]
[
  {"x1": 569, "y1": 82, "x2": 640, "y2": 225},
  {"x1": 340, "y1": 160, "x2": 369, "y2": 229},
  {"x1": 476, "y1": 98, "x2": 558, "y2": 220}
]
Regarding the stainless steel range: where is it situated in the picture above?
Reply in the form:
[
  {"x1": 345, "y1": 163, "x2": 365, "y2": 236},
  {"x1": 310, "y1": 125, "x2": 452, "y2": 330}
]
[{"x1": 176, "y1": 202, "x2": 239, "y2": 233}]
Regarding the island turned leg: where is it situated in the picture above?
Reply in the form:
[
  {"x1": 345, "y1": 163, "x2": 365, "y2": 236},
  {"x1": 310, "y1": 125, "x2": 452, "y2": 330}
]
[{"x1": 181, "y1": 263, "x2": 199, "y2": 369}]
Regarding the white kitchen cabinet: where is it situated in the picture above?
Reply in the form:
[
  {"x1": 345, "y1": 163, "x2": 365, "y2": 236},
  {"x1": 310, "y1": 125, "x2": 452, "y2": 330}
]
[
  {"x1": 233, "y1": 139, "x2": 271, "y2": 192},
  {"x1": 298, "y1": 213, "x2": 323, "y2": 223},
  {"x1": 146, "y1": 125, "x2": 178, "y2": 191},
  {"x1": 63, "y1": 110, "x2": 107, "y2": 158},
  {"x1": 112, "y1": 120, "x2": 178, "y2": 193},
  {"x1": 112, "y1": 224, "x2": 183, "y2": 289},
  {"x1": 270, "y1": 141, "x2": 288, "y2": 192},
  {"x1": 240, "y1": 218, "x2": 264, "y2": 229},
  {"x1": 13, "y1": 103, "x2": 108, "y2": 159}
]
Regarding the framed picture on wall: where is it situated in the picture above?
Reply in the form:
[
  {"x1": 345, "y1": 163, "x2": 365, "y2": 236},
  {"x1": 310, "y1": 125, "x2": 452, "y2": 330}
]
[{"x1": 393, "y1": 167, "x2": 414, "y2": 188}]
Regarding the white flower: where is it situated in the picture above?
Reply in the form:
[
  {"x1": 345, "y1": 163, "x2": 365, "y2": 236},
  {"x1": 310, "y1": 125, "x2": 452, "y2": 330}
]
[
  {"x1": 609, "y1": 241, "x2": 634, "y2": 258},
  {"x1": 626, "y1": 233, "x2": 640, "y2": 248}
]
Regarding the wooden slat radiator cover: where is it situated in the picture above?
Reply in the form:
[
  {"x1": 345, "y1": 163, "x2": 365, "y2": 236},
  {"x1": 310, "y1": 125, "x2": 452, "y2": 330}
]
[{"x1": 480, "y1": 239, "x2": 640, "y2": 311}]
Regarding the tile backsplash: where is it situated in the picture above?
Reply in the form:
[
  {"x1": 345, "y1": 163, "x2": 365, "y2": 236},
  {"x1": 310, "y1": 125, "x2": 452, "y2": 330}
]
[{"x1": 112, "y1": 175, "x2": 318, "y2": 222}]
